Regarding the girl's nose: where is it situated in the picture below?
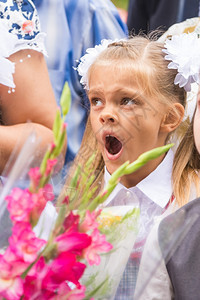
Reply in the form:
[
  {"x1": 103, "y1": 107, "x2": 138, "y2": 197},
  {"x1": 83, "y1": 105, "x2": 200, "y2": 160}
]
[{"x1": 99, "y1": 108, "x2": 118, "y2": 124}]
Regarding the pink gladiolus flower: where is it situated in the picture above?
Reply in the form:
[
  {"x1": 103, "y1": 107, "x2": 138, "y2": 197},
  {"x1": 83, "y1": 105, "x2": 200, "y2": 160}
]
[
  {"x1": 55, "y1": 231, "x2": 91, "y2": 255},
  {"x1": 0, "y1": 249, "x2": 29, "y2": 278},
  {"x1": 30, "y1": 184, "x2": 54, "y2": 223},
  {"x1": 83, "y1": 228, "x2": 113, "y2": 265},
  {"x1": 49, "y1": 142, "x2": 56, "y2": 153},
  {"x1": 79, "y1": 210, "x2": 101, "y2": 233},
  {"x1": 62, "y1": 123, "x2": 67, "y2": 132},
  {"x1": 23, "y1": 257, "x2": 51, "y2": 299},
  {"x1": 42, "y1": 184, "x2": 54, "y2": 202},
  {"x1": 62, "y1": 195, "x2": 69, "y2": 205},
  {"x1": 24, "y1": 254, "x2": 86, "y2": 299},
  {"x1": 28, "y1": 167, "x2": 42, "y2": 188},
  {"x1": 9, "y1": 222, "x2": 46, "y2": 263},
  {"x1": 63, "y1": 211, "x2": 79, "y2": 232},
  {"x1": 24, "y1": 254, "x2": 86, "y2": 298},
  {"x1": 0, "y1": 276, "x2": 23, "y2": 300},
  {"x1": 30, "y1": 189, "x2": 48, "y2": 222},
  {"x1": 45, "y1": 159, "x2": 57, "y2": 176},
  {"x1": 57, "y1": 282, "x2": 86, "y2": 300},
  {"x1": 43, "y1": 252, "x2": 86, "y2": 290},
  {"x1": 102, "y1": 190, "x2": 108, "y2": 197},
  {"x1": 6, "y1": 185, "x2": 54, "y2": 225},
  {"x1": 6, "y1": 188, "x2": 33, "y2": 223}
]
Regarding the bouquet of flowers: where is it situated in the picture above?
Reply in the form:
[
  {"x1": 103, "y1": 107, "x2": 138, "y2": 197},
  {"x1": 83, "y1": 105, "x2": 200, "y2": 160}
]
[
  {"x1": 0, "y1": 83, "x2": 173, "y2": 300},
  {"x1": 81, "y1": 206, "x2": 140, "y2": 299}
]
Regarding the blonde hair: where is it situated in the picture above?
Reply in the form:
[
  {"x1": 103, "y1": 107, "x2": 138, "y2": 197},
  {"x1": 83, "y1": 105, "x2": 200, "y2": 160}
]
[
  {"x1": 59, "y1": 34, "x2": 187, "y2": 202},
  {"x1": 89, "y1": 36, "x2": 186, "y2": 108},
  {"x1": 172, "y1": 112, "x2": 200, "y2": 207}
]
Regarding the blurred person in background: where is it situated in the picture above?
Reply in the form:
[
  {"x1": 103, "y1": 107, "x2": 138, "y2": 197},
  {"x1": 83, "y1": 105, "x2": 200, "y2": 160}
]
[
  {"x1": 0, "y1": 0, "x2": 59, "y2": 246},
  {"x1": 127, "y1": 0, "x2": 200, "y2": 35},
  {"x1": 0, "y1": 0, "x2": 58, "y2": 175}
]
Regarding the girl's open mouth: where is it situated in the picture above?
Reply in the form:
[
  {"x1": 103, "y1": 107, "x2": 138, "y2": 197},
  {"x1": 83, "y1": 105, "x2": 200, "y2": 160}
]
[{"x1": 105, "y1": 135, "x2": 123, "y2": 156}]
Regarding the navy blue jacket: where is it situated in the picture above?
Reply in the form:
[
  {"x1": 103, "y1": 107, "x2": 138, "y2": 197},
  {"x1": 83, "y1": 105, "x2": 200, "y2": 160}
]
[{"x1": 127, "y1": 0, "x2": 199, "y2": 35}]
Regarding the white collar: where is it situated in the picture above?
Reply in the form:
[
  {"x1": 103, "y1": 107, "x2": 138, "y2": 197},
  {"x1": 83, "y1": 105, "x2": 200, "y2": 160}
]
[{"x1": 104, "y1": 149, "x2": 174, "y2": 209}]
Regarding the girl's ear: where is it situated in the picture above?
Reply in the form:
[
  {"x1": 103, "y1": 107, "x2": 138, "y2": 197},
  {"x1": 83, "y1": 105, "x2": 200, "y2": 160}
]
[{"x1": 160, "y1": 103, "x2": 185, "y2": 133}]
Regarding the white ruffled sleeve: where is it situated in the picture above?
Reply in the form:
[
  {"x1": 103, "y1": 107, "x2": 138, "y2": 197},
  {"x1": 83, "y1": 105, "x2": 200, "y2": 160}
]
[{"x1": 0, "y1": 0, "x2": 47, "y2": 88}]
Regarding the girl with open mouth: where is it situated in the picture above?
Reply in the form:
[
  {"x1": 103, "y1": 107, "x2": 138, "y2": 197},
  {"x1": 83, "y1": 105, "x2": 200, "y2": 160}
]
[{"x1": 64, "y1": 34, "x2": 198, "y2": 298}]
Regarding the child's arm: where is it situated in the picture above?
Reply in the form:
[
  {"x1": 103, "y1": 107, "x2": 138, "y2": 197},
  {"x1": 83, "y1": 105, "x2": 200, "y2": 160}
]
[
  {"x1": 134, "y1": 222, "x2": 173, "y2": 299},
  {"x1": 0, "y1": 49, "x2": 66, "y2": 173}
]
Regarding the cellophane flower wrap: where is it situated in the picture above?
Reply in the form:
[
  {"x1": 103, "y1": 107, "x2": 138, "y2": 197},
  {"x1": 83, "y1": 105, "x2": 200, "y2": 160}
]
[{"x1": 0, "y1": 81, "x2": 173, "y2": 299}]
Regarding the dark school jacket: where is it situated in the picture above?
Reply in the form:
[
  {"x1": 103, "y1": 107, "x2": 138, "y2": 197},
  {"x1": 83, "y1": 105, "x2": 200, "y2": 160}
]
[
  {"x1": 127, "y1": 0, "x2": 200, "y2": 35},
  {"x1": 158, "y1": 197, "x2": 200, "y2": 300}
]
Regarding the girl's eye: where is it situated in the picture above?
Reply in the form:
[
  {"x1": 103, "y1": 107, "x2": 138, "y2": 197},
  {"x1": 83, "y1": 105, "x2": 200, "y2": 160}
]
[
  {"x1": 90, "y1": 98, "x2": 103, "y2": 107},
  {"x1": 121, "y1": 98, "x2": 136, "y2": 106}
]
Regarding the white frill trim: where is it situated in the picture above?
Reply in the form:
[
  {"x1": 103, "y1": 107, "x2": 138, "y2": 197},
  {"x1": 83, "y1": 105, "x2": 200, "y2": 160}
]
[
  {"x1": 13, "y1": 32, "x2": 47, "y2": 57},
  {"x1": 0, "y1": 57, "x2": 15, "y2": 89},
  {"x1": 0, "y1": 21, "x2": 17, "y2": 88},
  {"x1": 77, "y1": 39, "x2": 122, "y2": 90},
  {"x1": 163, "y1": 33, "x2": 200, "y2": 92}
]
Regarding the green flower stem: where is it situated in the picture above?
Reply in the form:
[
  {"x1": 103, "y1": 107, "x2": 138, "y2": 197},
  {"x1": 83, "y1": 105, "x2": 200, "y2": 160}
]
[
  {"x1": 86, "y1": 144, "x2": 173, "y2": 211},
  {"x1": 53, "y1": 204, "x2": 67, "y2": 235},
  {"x1": 39, "y1": 174, "x2": 51, "y2": 190},
  {"x1": 76, "y1": 153, "x2": 97, "y2": 201},
  {"x1": 21, "y1": 257, "x2": 39, "y2": 279},
  {"x1": 39, "y1": 147, "x2": 52, "y2": 177},
  {"x1": 21, "y1": 245, "x2": 48, "y2": 279},
  {"x1": 53, "y1": 109, "x2": 62, "y2": 143},
  {"x1": 55, "y1": 160, "x2": 77, "y2": 207},
  {"x1": 86, "y1": 179, "x2": 120, "y2": 212},
  {"x1": 78, "y1": 184, "x2": 99, "y2": 211},
  {"x1": 106, "y1": 161, "x2": 130, "y2": 187},
  {"x1": 60, "y1": 82, "x2": 71, "y2": 118},
  {"x1": 24, "y1": 83, "x2": 71, "y2": 279},
  {"x1": 85, "y1": 161, "x2": 129, "y2": 212},
  {"x1": 124, "y1": 144, "x2": 174, "y2": 175},
  {"x1": 42, "y1": 242, "x2": 57, "y2": 262},
  {"x1": 52, "y1": 126, "x2": 67, "y2": 157},
  {"x1": 23, "y1": 240, "x2": 57, "y2": 276},
  {"x1": 85, "y1": 152, "x2": 96, "y2": 170},
  {"x1": 31, "y1": 83, "x2": 70, "y2": 192},
  {"x1": 71, "y1": 165, "x2": 81, "y2": 189},
  {"x1": 78, "y1": 174, "x2": 95, "y2": 201}
]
